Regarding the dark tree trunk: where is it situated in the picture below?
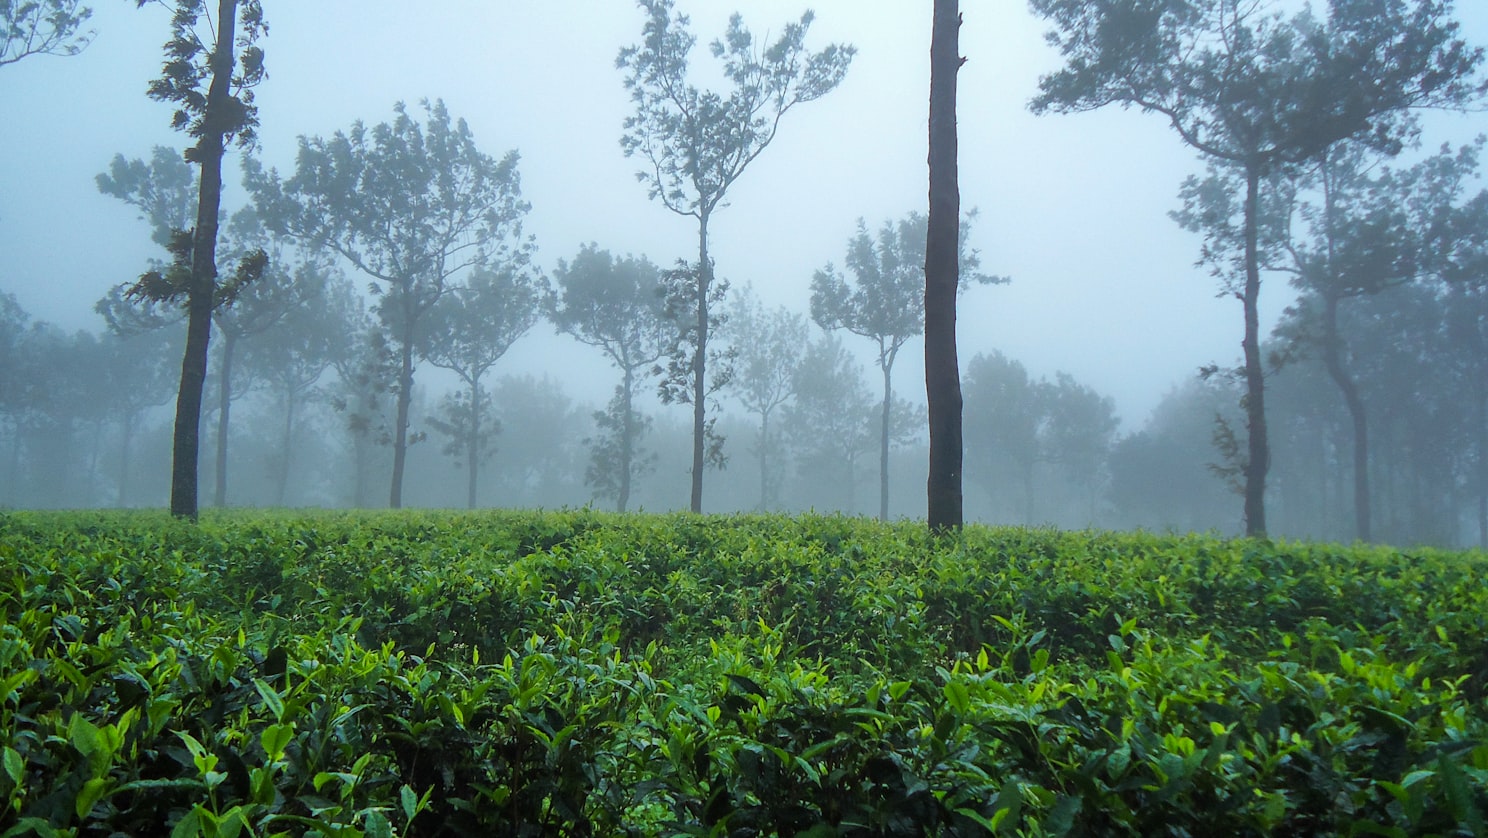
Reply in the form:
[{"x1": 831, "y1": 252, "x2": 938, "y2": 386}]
[
  {"x1": 690, "y1": 214, "x2": 710, "y2": 513},
  {"x1": 1319, "y1": 293, "x2": 1371, "y2": 541},
  {"x1": 620, "y1": 367, "x2": 634, "y2": 513},
  {"x1": 390, "y1": 319, "x2": 414, "y2": 509},
  {"x1": 168, "y1": 0, "x2": 238, "y2": 521},
  {"x1": 1240, "y1": 165, "x2": 1269, "y2": 538},
  {"x1": 213, "y1": 328, "x2": 237, "y2": 508},
  {"x1": 926, "y1": 0, "x2": 963, "y2": 535},
  {"x1": 879, "y1": 360, "x2": 892, "y2": 521}
]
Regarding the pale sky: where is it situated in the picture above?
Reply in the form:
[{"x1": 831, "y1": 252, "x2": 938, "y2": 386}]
[{"x1": 3, "y1": 1, "x2": 1486, "y2": 428}]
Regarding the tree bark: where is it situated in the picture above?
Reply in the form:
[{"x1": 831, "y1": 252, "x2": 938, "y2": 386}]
[
  {"x1": 690, "y1": 213, "x2": 710, "y2": 513},
  {"x1": 213, "y1": 329, "x2": 237, "y2": 508},
  {"x1": 1240, "y1": 165, "x2": 1269, "y2": 538},
  {"x1": 168, "y1": 0, "x2": 238, "y2": 521},
  {"x1": 1319, "y1": 293, "x2": 1371, "y2": 541},
  {"x1": 926, "y1": 0, "x2": 963, "y2": 535}
]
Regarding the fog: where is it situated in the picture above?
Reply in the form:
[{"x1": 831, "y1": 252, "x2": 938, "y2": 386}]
[{"x1": 2, "y1": 1, "x2": 1487, "y2": 545}]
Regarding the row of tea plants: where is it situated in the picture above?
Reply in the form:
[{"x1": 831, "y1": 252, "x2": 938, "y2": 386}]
[{"x1": 1, "y1": 509, "x2": 1485, "y2": 835}]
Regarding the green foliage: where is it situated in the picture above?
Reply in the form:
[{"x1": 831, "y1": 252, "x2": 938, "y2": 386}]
[
  {"x1": 1, "y1": 509, "x2": 1485, "y2": 834},
  {"x1": 0, "y1": 0, "x2": 92, "y2": 68}
]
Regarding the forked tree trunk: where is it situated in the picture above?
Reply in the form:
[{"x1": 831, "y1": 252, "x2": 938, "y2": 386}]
[
  {"x1": 925, "y1": 0, "x2": 964, "y2": 534},
  {"x1": 169, "y1": 0, "x2": 238, "y2": 521}
]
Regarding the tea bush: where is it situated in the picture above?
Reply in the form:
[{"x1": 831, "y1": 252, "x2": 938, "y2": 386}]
[{"x1": 0, "y1": 509, "x2": 1484, "y2": 835}]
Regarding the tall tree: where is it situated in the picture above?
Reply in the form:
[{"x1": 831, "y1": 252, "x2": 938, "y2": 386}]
[
  {"x1": 812, "y1": 211, "x2": 995, "y2": 521},
  {"x1": 422, "y1": 264, "x2": 542, "y2": 509},
  {"x1": 0, "y1": 0, "x2": 91, "y2": 67},
  {"x1": 125, "y1": 0, "x2": 267, "y2": 520},
  {"x1": 925, "y1": 0, "x2": 963, "y2": 534},
  {"x1": 547, "y1": 244, "x2": 672, "y2": 512},
  {"x1": 1269, "y1": 143, "x2": 1460, "y2": 541},
  {"x1": 247, "y1": 99, "x2": 532, "y2": 508},
  {"x1": 617, "y1": 0, "x2": 854, "y2": 512},
  {"x1": 1030, "y1": 0, "x2": 1485, "y2": 537},
  {"x1": 725, "y1": 284, "x2": 807, "y2": 511}
]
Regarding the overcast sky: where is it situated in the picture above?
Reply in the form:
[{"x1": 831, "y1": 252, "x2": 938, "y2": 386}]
[{"x1": 3, "y1": 1, "x2": 1486, "y2": 429}]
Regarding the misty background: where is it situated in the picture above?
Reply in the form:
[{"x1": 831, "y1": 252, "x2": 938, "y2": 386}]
[{"x1": 2, "y1": 1, "x2": 1487, "y2": 545}]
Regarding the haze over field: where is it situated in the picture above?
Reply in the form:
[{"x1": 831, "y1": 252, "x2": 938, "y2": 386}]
[{"x1": 3, "y1": 1, "x2": 1487, "y2": 544}]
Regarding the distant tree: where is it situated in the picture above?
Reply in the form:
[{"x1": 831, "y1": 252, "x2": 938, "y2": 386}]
[
  {"x1": 812, "y1": 211, "x2": 996, "y2": 520},
  {"x1": 96, "y1": 145, "x2": 195, "y2": 246},
  {"x1": 0, "y1": 291, "x2": 30, "y2": 501},
  {"x1": 324, "y1": 309, "x2": 398, "y2": 509},
  {"x1": 422, "y1": 264, "x2": 542, "y2": 509},
  {"x1": 94, "y1": 292, "x2": 180, "y2": 505},
  {"x1": 617, "y1": 0, "x2": 854, "y2": 512},
  {"x1": 247, "y1": 99, "x2": 532, "y2": 508},
  {"x1": 1042, "y1": 371, "x2": 1120, "y2": 522},
  {"x1": 206, "y1": 207, "x2": 330, "y2": 506},
  {"x1": 487, "y1": 374, "x2": 587, "y2": 507},
  {"x1": 925, "y1": 0, "x2": 963, "y2": 534},
  {"x1": 547, "y1": 244, "x2": 672, "y2": 511},
  {"x1": 963, "y1": 351, "x2": 1043, "y2": 523},
  {"x1": 0, "y1": 0, "x2": 92, "y2": 68},
  {"x1": 123, "y1": 0, "x2": 267, "y2": 520},
  {"x1": 725, "y1": 285, "x2": 807, "y2": 511},
  {"x1": 1031, "y1": 0, "x2": 1486, "y2": 536},
  {"x1": 1268, "y1": 142, "x2": 1475, "y2": 541},
  {"x1": 783, "y1": 333, "x2": 877, "y2": 512},
  {"x1": 239, "y1": 264, "x2": 349, "y2": 506}
]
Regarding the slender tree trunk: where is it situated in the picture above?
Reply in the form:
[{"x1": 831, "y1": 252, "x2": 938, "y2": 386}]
[
  {"x1": 620, "y1": 368, "x2": 634, "y2": 513},
  {"x1": 467, "y1": 383, "x2": 480, "y2": 509},
  {"x1": 758, "y1": 410, "x2": 770, "y2": 511},
  {"x1": 925, "y1": 0, "x2": 963, "y2": 534},
  {"x1": 1318, "y1": 293, "x2": 1371, "y2": 541},
  {"x1": 1240, "y1": 165, "x2": 1269, "y2": 538},
  {"x1": 274, "y1": 386, "x2": 297, "y2": 506},
  {"x1": 879, "y1": 360, "x2": 892, "y2": 521},
  {"x1": 213, "y1": 329, "x2": 237, "y2": 508},
  {"x1": 690, "y1": 214, "x2": 711, "y2": 513},
  {"x1": 118, "y1": 410, "x2": 135, "y2": 507},
  {"x1": 390, "y1": 322, "x2": 415, "y2": 509},
  {"x1": 169, "y1": 0, "x2": 238, "y2": 521}
]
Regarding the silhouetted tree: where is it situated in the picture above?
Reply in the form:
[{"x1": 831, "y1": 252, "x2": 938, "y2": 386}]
[
  {"x1": 125, "y1": 0, "x2": 266, "y2": 520},
  {"x1": 548, "y1": 244, "x2": 672, "y2": 511},
  {"x1": 1, "y1": 0, "x2": 91, "y2": 67},
  {"x1": 247, "y1": 99, "x2": 532, "y2": 508},
  {"x1": 1031, "y1": 0, "x2": 1485, "y2": 536},
  {"x1": 617, "y1": 0, "x2": 853, "y2": 512}
]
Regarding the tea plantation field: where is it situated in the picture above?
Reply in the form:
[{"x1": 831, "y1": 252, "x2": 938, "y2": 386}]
[{"x1": 1, "y1": 509, "x2": 1485, "y2": 836}]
